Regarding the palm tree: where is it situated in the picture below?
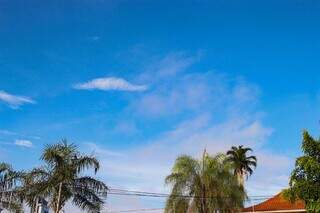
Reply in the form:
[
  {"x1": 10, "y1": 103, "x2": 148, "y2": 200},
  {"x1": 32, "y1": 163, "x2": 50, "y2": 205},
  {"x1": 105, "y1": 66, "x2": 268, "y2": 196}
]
[
  {"x1": 165, "y1": 151, "x2": 246, "y2": 213},
  {"x1": 226, "y1": 145, "x2": 257, "y2": 186},
  {"x1": 0, "y1": 163, "x2": 23, "y2": 212},
  {"x1": 23, "y1": 140, "x2": 108, "y2": 213}
]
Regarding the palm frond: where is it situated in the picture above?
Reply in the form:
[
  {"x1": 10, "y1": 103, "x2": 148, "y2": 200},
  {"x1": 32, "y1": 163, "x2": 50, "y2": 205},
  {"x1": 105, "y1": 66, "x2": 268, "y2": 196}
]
[
  {"x1": 23, "y1": 140, "x2": 108, "y2": 212},
  {"x1": 72, "y1": 190, "x2": 103, "y2": 212},
  {"x1": 74, "y1": 176, "x2": 108, "y2": 196},
  {"x1": 165, "y1": 152, "x2": 246, "y2": 212},
  {"x1": 74, "y1": 156, "x2": 100, "y2": 174}
]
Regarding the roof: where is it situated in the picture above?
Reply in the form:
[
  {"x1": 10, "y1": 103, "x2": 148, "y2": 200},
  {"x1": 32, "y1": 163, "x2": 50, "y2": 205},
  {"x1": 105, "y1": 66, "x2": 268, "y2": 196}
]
[{"x1": 242, "y1": 193, "x2": 306, "y2": 212}]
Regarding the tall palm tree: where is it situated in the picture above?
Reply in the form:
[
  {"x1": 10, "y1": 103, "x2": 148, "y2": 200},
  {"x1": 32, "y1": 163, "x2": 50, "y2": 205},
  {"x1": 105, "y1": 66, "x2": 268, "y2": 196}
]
[
  {"x1": 165, "y1": 151, "x2": 246, "y2": 213},
  {"x1": 0, "y1": 163, "x2": 23, "y2": 212},
  {"x1": 23, "y1": 140, "x2": 108, "y2": 213},
  {"x1": 226, "y1": 145, "x2": 257, "y2": 186}
]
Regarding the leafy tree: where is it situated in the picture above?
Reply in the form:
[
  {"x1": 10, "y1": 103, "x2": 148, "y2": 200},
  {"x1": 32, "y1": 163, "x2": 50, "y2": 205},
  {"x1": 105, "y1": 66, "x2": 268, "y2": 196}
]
[
  {"x1": 22, "y1": 140, "x2": 108, "y2": 213},
  {"x1": 0, "y1": 163, "x2": 23, "y2": 212},
  {"x1": 226, "y1": 145, "x2": 257, "y2": 186},
  {"x1": 284, "y1": 131, "x2": 320, "y2": 212},
  {"x1": 165, "y1": 151, "x2": 246, "y2": 213}
]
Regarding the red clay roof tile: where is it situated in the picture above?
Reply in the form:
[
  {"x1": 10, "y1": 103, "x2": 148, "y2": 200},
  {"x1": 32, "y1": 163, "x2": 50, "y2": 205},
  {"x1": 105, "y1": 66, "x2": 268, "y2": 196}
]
[{"x1": 242, "y1": 193, "x2": 305, "y2": 212}]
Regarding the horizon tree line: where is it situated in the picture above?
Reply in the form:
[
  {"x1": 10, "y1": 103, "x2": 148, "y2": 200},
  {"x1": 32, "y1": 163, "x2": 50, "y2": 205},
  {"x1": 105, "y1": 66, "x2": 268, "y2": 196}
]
[{"x1": 0, "y1": 140, "x2": 257, "y2": 213}]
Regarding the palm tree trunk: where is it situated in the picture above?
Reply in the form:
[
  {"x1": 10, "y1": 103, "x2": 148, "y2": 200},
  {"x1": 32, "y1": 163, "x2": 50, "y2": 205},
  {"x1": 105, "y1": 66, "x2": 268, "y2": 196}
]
[
  {"x1": 201, "y1": 149, "x2": 207, "y2": 213},
  {"x1": 202, "y1": 189, "x2": 207, "y2": 213},
  {"x1": 56, "y1": 182, "x2": 63, "y2": 213},
  {"x1": 8, "y1": 191, "x2": 12, "y2": 210},
  {"x1": 30, "y1": 197, "x2": 36, "y2": 213},
  {"x1": 237, "y1": 172, "x2": 244, "y2": 187}
]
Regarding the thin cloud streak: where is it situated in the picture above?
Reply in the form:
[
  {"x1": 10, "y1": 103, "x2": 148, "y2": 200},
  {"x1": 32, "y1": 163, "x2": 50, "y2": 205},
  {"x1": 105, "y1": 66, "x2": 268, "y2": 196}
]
[
  {"x1": 14, "y1": 139, "x2": 33, "y2": 148},
  {"x1": 0, "y1": 90, "x2": 35, "y2": 108},
  {"x1": 73, "y1": 77, "x2": 148, "y2": 92},
  {"x1": 0, "y1": 129, "x2": 18, "y2": 136}
]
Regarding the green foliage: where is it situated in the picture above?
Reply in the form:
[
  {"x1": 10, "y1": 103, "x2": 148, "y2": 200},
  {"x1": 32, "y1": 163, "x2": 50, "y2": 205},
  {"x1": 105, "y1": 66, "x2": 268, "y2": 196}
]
[
  {"x1": 164, "y1": 152, "x2": 246, "y2": 213},
  {"x1": 0, "y1": 163, "x2": 23, "y2": 212},
  {"x1": 285, "y1": 130, "x2": 320, "y2": 212},
  {"x1": 226, "y1": 145, "x2": 257, "y2": 186},
  {"x1": 22, "y1": 139, "x2": 108, "y2": 213}
]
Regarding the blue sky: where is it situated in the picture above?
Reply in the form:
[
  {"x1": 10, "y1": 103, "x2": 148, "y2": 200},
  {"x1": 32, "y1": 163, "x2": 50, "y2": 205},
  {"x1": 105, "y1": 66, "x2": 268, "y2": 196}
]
[{"x1": 1, "y1": 0, "x2": 320, "y2": 211}]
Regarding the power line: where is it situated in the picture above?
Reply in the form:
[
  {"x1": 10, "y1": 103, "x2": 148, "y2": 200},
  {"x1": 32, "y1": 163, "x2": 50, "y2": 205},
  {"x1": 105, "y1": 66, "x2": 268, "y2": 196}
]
[
  {"x1": 107, "y1": 188, "x2": 273, "y2": 200},
  {"x1": 105, "y1": 188, "x2": 274, "y2": 213},
  {"x1": 110, "y1": 188, "x2": 169, "y2": 196},
  {"x1": 106, "y1": 207, "x2": 164, "y2": 213},
  {"x1": 108, "y1": 192, "x2": 167, "y2": 198},
  {"x1": 109, "y1": 188, "x2": 273, "y2": 198}
]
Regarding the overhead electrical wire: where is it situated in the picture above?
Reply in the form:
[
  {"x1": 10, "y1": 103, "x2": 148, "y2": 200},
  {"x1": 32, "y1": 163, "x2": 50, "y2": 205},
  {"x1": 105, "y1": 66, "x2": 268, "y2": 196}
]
[
  {"x1": 107, "y1": 187, "x2": 273, "y2": 200},
  {"x1": 104, "y1": 188, "x2": 273, "y2": 213},
  {"x1": 106, "y1": 207, "x2": 164, "y2": 213}
]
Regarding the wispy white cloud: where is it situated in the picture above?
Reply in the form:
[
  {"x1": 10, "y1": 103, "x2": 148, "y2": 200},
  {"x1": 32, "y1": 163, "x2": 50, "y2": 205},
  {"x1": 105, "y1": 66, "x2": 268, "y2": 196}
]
[
  {"x1": 114, "y1": 120, "x2": 138, "y2": 135},
  {"x1": 0, "y1": 129, "x2": 40, "y2": 141},
  {"x1": 81, "y1": 66, "x2": 287, "y2": 210},
  {"x1": 0, "y1": 91, "x2": 35, "y2": 109},
  {"x1": 154, "y1": 52, "x2": 199, "y2": 78},
  {"x1": 85, "y1": 142, "x2": 123, "y2": 157},
  {"x1": 14, "y1": 139, "x2": 33, "y2": 148},
  {"x1": 139, "y1": 52, "x2": 200, "y2": 82},
  {"x1": 247, "y1": 152, "x2": 292, "y2": 197},
  {"x1": 85, "y1": 116, "x2": 279, "y2": 211},
  {"x1": 73, "y1": 77, "x2": 147, "y2": 92},
  {"x1": 0, "y1": 129, "x2": 17, "y2": 136},
  {"x1": 71, "y1": 52, "x2": 291, "y2": 211},
  {"x1": 133, "y1": 71, "x2": 260, "y2": 118}
]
